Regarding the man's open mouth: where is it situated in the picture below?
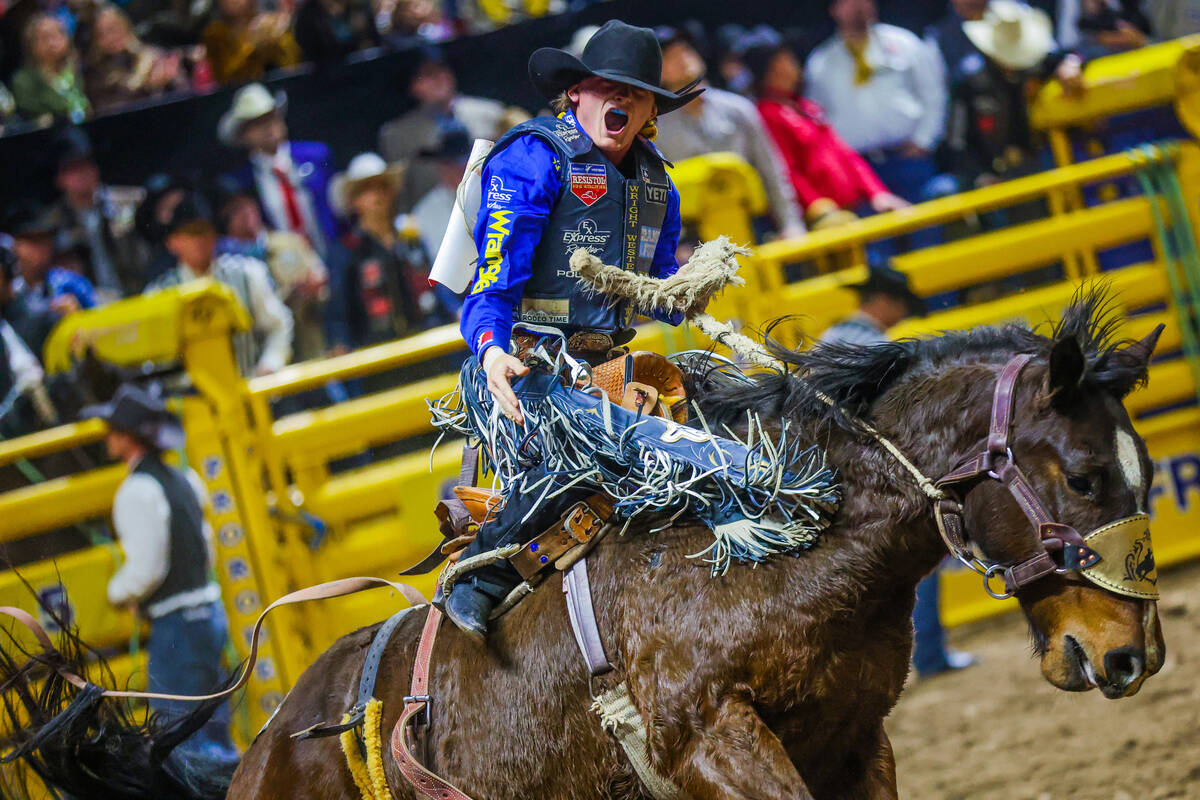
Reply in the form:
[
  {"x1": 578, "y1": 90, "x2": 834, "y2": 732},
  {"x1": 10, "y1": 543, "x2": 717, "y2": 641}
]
[{"x1": 604, "y1": 108, "x2": 629, "y2": 136}]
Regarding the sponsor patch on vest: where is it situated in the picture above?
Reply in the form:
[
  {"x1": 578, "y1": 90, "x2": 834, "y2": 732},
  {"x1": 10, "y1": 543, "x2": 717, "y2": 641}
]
[
  {"x1": 471, "y1": 209, "x2": 513, "y2": 294},
  {"x1": 570, "y1": 163, "x2": 608, "y2": 206},
  {"x1": 486, "y1": 175, "x2": 514, "y2": 207},
  {"x1": 213, "y1": 490, "x2": 234, "y2": 513},
  {"x1": 554, "y1": 120, "x2": 582, "y2": 143},
  {"x1": 638, "y1": 225, "x2": 661, "y2": 259},
  {"x1": 562, "y1": 218, "x2": 612, "y2": 256},
  {"x1": 519, "y1": 298, "x2": 570, "y2": 324},
  {"x1": 646, "y1": 183, "x2": 670, "y2": 205},
  {"x1": 203, "y1": 455, "x2": 223, "y2": 480}
]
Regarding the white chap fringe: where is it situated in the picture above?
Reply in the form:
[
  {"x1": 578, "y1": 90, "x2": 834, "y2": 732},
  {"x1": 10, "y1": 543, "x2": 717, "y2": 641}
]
[{"x1": 428, "y1": 353, "x2": 840, "y2": 577}]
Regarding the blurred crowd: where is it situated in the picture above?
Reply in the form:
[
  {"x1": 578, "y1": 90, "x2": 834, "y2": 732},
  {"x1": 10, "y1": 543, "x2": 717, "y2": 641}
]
[
  {"x1": 0, "y1": 0, "x2": 599, "y2": 130},
  {"x1": 0, "y1": 0, "x2": 1193, "y2": 438}
]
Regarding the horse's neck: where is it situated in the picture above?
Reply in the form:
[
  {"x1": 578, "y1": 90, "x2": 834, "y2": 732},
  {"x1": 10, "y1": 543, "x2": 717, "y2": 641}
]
[{"x1": 811, "y1": 364, "x2": 999, "y2": 597}]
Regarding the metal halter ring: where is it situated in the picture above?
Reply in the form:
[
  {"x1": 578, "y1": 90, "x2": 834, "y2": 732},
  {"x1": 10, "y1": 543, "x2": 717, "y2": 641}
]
[
  {"x1": 983, "y1": 564, "x2": 1015, "y2": 600},
  {"x1": 986, "y1": 447, "x2": 1014, "y2": 480}
]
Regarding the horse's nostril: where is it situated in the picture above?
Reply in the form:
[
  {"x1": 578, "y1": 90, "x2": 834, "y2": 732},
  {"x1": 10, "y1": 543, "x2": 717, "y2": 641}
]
[{"x1": 1102, "y1": 646, "x2": 1144, "y2": 690}]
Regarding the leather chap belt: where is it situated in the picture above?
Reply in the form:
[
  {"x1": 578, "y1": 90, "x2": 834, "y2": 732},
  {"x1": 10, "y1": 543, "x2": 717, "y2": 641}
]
[{"x1": 509, "y1": 494, "x2": 614, "y2": 580}]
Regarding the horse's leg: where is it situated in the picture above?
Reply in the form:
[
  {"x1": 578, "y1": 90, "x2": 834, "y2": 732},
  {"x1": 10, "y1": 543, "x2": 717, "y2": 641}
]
[{"x1": 671, "y1": 696, "x2": 814, "y2": 800}]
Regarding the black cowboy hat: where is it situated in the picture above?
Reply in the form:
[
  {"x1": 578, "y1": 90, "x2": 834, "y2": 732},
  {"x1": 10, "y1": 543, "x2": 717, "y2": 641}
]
[
  {"x1": 417, "y1": 119, "x2": 473, "y2": 162},
  {"x1": 81, "y1": 383, "x2": 184, "y2": 451},
  {"x1": 5, "y1": 200, "x2": 59, "y2": 239},
  {"x1": 135, "y1": 173, "x2": 196, "y2": 243},
  {"x1": 163, "y1": 190, "x2": 216, "y2": 237},
  {"x1": 849, "y1": 265, "x2": 927, "y2": 317},
  {"x1": 529, "y1": 20, "x2": 703, "y2": 114}
]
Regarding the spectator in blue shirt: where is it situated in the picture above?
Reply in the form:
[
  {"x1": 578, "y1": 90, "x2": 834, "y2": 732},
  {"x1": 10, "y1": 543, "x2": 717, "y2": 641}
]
[{"x1": 6, "y1": 202, "x2": 96, "y2": 353}]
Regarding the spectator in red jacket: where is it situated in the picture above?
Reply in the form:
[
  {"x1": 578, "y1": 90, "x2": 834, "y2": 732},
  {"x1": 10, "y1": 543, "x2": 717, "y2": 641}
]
[{"x1": 743, "y1": 41, "x2": 908, "y2": 230}]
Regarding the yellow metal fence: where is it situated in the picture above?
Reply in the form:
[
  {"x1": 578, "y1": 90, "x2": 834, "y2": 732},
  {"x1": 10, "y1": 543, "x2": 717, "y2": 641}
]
[{"x1": 3, "y1": 142, "x2": 1200, "y2": 740}]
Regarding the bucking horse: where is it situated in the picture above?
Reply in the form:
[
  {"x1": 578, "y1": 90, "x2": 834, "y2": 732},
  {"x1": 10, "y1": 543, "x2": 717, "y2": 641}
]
[{"x1": 0, "y1": 291, "x2": 1166, "y2": 799}]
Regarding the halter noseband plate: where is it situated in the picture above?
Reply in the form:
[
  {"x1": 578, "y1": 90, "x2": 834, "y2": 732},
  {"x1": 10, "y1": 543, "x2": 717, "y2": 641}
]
[{"x1": 934, "y1": 354, "x2": 1159, "y2": 601}]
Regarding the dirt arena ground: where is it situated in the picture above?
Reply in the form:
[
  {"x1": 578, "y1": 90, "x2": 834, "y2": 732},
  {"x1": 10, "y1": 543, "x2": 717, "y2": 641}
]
[{"x1": 889, "y1": 560, "x2": 1200, "y2": 800}]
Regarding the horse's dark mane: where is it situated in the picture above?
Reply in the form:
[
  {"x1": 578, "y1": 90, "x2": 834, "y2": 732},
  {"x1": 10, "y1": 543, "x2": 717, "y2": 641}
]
[
  {"x1": 0, "y1": 573, "x2": 234, "y2": 800},
  {"x1": 690, "y1": 287, "x2": 1152, "y2": 432}
]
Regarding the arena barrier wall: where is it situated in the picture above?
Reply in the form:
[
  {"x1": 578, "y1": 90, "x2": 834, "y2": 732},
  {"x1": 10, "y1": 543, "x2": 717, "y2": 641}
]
[
  {"x1": 4, "y1": 143, "x2": 1200, "y2": 746},
  {"x1": 1031, "y1": 35, "x2": 1200, "y2": 167}
]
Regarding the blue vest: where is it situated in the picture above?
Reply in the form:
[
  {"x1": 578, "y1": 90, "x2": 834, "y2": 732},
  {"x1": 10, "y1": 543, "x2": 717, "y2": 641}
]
[{"x1": 486, "y1": 114, "x2": 672, "y2": 333}]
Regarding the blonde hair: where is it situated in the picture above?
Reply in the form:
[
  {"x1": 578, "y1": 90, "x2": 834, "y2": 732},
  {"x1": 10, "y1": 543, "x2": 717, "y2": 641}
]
[{"x1": 550, "y1": 90, "x2": 574, "y2": 115}]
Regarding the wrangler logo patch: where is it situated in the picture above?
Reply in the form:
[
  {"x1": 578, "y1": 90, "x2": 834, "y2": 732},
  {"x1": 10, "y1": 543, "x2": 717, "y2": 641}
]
[
  {"x1": 470, "y1": 209, "x2": 512, "y2": 294},
  {"x1": 570, "y1": 163, "x2": 607, "y2": 206}
]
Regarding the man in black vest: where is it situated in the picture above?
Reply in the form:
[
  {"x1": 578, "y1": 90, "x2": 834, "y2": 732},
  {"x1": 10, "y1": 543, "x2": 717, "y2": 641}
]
[
  {"x1": 85, "y1": 384, "x2": 238, "y2": 764},
  {"x1": 445, "y1": 21, "x2": 703, "y2": 639}
]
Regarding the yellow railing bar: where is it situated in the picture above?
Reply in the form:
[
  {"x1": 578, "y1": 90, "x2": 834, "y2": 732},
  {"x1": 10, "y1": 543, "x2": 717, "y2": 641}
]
[
  {"x1": 0, "y1": 465, "x2": 125, "y2": 541},
  {"x1": 0, "y1": 419, "x2": 108, "y2": 468},
  {"x1": 755, "y1": 149, "x2": 1163, "y2": 264},
  {"x1": 247, "y1": 323, "x2": 466, "y2": 398},
  {"x1": 1031, "y1": 35, "x2": 1200, "y2": 131}
]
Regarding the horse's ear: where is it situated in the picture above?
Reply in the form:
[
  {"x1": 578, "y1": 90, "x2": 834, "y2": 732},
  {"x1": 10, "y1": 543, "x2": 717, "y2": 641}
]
[
  {"x1": 1097, "y1": 323, "x2": 1164, "y2": 399},
  {"x1": 1047, "y1": 335, "x2": 1086, "y2": 411}
]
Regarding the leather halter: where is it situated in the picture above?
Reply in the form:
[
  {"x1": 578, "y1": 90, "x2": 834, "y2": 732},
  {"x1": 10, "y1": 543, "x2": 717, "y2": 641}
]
[{"x1": 933, "y1": 354, "x2": 1104, "y2": 598}]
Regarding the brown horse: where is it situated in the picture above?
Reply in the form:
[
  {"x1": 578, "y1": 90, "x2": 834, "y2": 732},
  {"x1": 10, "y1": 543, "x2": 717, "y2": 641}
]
[{"x1": 1, "y1": 295, "x2": 1167, "y2": 800}]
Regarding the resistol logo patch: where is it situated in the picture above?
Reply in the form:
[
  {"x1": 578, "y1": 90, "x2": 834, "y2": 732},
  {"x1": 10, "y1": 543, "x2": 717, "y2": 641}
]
[{"x1": 569, "y1": 163, "x2": 607, "y2": 206}]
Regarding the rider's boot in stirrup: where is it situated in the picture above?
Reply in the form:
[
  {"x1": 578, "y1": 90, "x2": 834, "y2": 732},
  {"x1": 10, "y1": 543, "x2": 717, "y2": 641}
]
[{"x1": 444, "y1": 571, "x2": 517, "y2": 643}]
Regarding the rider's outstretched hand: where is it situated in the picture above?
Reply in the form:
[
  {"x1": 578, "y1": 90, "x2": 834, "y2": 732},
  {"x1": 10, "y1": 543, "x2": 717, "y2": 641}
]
[{"x1": 482, "y1": 346, "x2": 530, "y2": 425}]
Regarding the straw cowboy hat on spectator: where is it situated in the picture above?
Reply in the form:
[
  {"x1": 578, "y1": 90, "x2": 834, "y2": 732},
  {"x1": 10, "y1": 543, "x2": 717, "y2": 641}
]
[
  {"x1": 964, "y1": 0, "x2": 1055, "y2": 71},
  {"x1": 328, "y1": 152, "x2": 405, "y2": 216},
  {"x1": 218, "y1": 83, "x2": 287, "y2": 146}
]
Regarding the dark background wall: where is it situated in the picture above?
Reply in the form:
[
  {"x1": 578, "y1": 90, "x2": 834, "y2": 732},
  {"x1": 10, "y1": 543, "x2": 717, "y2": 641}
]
[{"x1": 0, "y1": 0, "x2": 1054, "y2": 202}]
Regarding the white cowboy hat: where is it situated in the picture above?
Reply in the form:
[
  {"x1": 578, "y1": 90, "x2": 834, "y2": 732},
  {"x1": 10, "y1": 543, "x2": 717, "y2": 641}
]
[
  {"x1": 218, "y1": 83, "x2": 287, "y2": 147},
  {"x1": 328, "y1": 152, "x2": 406, "y2": 216},
  {"x1": 964, "y1": 0, "x2": 1055, "y2": 71}
]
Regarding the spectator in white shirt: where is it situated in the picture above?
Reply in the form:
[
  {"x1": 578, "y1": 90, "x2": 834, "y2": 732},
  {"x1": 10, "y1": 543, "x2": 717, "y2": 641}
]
[
  {"x1": 147, "y1": 191, "x2": 293, "y2": 377},
  {"x1": 1150, "y1": 0, "x2": 1200, "y2": 38},
  {"x1": 654, "y1": 25, "x2": 807, "y2": 240},
  {"x1": 805, "y1": 0, "x2": 948, "y2": 206},
  {"x1": 84, "y1": 383, "x2": 237, "y2": 766}
]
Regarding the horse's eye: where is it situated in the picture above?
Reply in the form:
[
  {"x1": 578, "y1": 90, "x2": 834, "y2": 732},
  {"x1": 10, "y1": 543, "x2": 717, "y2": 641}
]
[{"x1": 1066, "y1": 474, "x2": 1094, "y2": 495}]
